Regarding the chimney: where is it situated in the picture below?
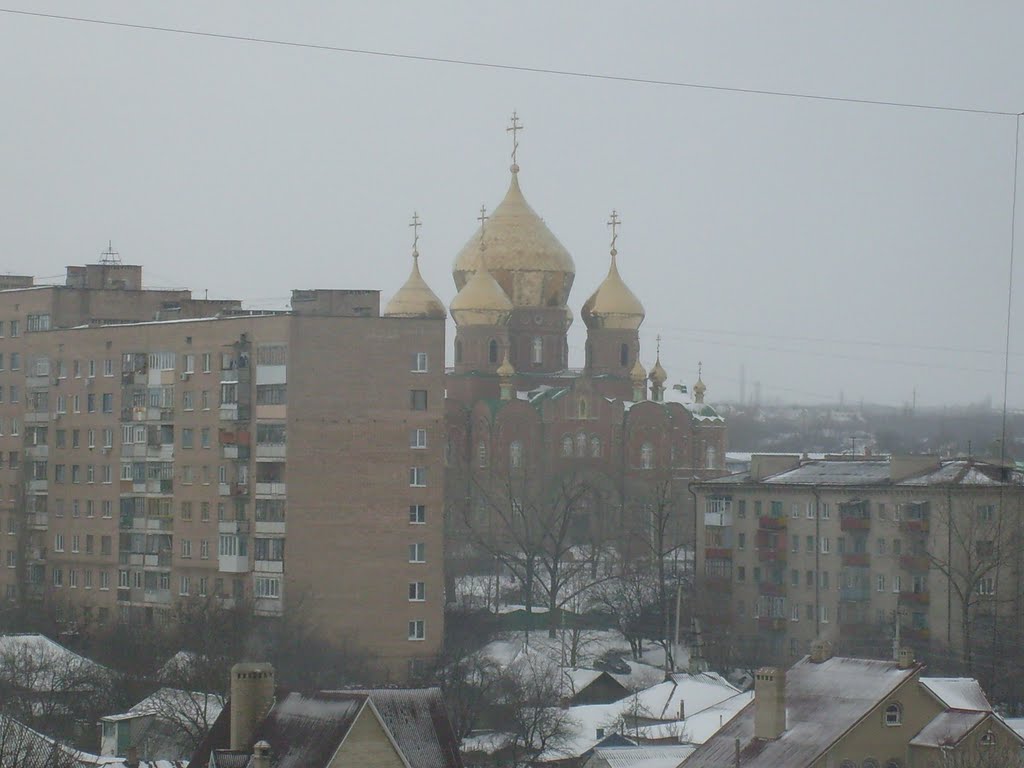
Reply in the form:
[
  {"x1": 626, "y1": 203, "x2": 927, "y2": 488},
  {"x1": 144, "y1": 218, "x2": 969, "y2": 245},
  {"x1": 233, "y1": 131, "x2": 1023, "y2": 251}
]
[
  {"x1": 230, "y1": 663, "x2": 275, "y2": 751},
  {"x1": 754, "y1": 667, "x2": 786, "y2": 740},
  {"x1": 809, "y1": 638, "x2": 833, "y2": 663},
  {"x1": 897, "y1": 647, "x2": 915, "y2": 670},
  {"x1": 125, "y1": 746, "x2": 139, "y2": 768},
  {"x1": 252, "y1": 740, "x2": 271, "y2": 768}
]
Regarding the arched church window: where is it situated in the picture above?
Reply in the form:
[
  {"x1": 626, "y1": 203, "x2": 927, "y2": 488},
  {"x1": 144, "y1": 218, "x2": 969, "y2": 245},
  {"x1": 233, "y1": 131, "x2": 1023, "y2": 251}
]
[
  {"x1": 579, "y1": 399, "x2": 588, "y2": 419},
  {"x1": 454, "y1": 340, "x2": 463, "y2": 364},
  {"x1": 477, "y1": 441, "x2": 488, "y2": 468},
  {"x1": 532, "y1": 336, "x2": 544, "y2": 365},
  {"x1": 561, "y1": 435, "x2": 573, "y2": 457},
  {"x1": 488, "y1": 340, "x2": 498, "y2": 364},
  {"x1": 620, "y1": 343, "x2": 629, "y2": 367},
  {"x1": 590, "y1": 437, "x2": 601, "y2": 458},
  {"x1": 641, "y1": 442, "x2": 654, "y2": 470},
  {"x1": 509, "y1": 440, "x2": 523, "y2": 469},
  {"x1": 706, "y1": 446, "x2": 717, "y2": 469},
  {"x1": 576, "y1": 432, "x2": 587, "y2": 457}
]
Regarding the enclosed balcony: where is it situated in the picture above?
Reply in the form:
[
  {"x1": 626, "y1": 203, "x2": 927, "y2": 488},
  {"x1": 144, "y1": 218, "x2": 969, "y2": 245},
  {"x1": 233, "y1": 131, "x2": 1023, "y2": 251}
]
[
  {"x1": 899, "y1": 590, "x2": 930, "y2": 606},
  {"x1": 758, "y1": 516, "x2": 786, "y2": 531},
  {"x1": 900, "y1": 554, "x2": 930, "y2": 572}
]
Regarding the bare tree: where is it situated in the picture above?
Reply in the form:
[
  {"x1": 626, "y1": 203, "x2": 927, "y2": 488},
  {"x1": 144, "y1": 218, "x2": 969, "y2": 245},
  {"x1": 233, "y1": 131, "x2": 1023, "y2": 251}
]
[
  {"x1": 497, "y1": 652, "x2": 577, "y2": 767},
  {"x1": 0, "y1": 714, "x2": 83, "y2": 768}
]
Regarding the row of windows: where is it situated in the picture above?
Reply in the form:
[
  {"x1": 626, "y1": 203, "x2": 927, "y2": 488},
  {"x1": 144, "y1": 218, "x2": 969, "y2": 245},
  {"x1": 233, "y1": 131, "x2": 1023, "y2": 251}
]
[
  {"x1": 734, "y1": 565, "x2": 928, "y2": 594},
  {"x1": 51, "y1": 567, "x2": 109, "y2": 589},
  {"x1": 454, "y1": 338, "x2": 548, "y2": 366},
  {"x1": 51, "y1": 533, "x2": 113, "y2": 554}
]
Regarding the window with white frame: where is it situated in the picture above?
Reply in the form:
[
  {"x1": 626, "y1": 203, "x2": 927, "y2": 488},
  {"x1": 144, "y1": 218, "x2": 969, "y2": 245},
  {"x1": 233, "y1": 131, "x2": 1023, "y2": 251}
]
[
  {"x1": 409, "y1": 467, "x2": 427, "y2": 487},
  {"x1": 883, "y1": 702, "x2": 902, "y2": 726},
  {"x1": 255, "y1": 576, "x2": 281, "y2": 599},
  {"x1": 409, "y1": 505, "x2": 426, "y2": 524},
  {"x1": 408, "y1": 581, "x2": 425, "y2": 601},
  {"x1": 409, "y1": 542, "x2": 426, "y2": 563},
  {"x1": 179, "y1": 576, "x2": 191, "y2": 596},
  {"x1": 410, "y1": 429, "x2": 427, "y2": 449},
  {"x1": 54, "y1": 534, "x2": 64, "y2": 552},
  {"x1": 408, "y1": 619, "x2": 425, "y2": 640},
  {"x1": 412, "y1": 352, "x2": 428, "y2": 372}
]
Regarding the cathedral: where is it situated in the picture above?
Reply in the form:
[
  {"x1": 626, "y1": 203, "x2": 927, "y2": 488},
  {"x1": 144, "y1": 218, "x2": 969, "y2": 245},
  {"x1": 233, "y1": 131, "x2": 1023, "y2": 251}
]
[{"x1": 383, "y1": 117, "x2": 728, "y2": 588}]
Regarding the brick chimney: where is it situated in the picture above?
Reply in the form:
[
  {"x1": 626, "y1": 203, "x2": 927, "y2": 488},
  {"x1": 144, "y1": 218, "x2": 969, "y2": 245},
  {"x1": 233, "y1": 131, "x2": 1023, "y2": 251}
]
[
  {"x1": 230, "y1": 663, "x2": 275, "y2": 751},
  {"x1": 754, "y1": 667, "x2": 786, "y2": 740},
  {"x1": 809, "y1": 638, "x2": 833, "y2": 663},
  {"x1": 125, "y1": 746, "x2": 139, "y2": 768},
  {"x1": 897, "y1": 647, "x2": 915, "y2": 670}
]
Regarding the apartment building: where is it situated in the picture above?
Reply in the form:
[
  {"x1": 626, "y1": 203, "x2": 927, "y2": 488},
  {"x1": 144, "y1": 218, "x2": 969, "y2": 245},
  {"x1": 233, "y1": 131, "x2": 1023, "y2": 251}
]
[
  {"x1": 693, "y1": 454, "x2": 1024, "y2": 664},
  {"x1": 0, "y1": 261, "x2": 445, "y2": 679}
]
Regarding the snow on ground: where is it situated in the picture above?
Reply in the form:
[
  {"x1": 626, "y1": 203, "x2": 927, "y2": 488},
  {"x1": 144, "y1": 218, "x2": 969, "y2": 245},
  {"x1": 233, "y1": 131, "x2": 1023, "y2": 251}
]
[{"x1": 479, "y1": 630, "x2": 635, "y2": 671}]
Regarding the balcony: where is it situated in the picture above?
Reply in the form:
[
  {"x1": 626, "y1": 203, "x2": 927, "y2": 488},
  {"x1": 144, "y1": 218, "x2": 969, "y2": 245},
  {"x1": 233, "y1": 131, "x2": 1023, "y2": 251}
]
[
  {"x1": 758, "y1": 582, "x2": 785, "y2": 597},
  {"x1": 899, "y1": 590, "x2": 930, "y2": 605},
  {"x1": 28, "y1": 479, "x2": 48, "y2": 492},
  {"x1": 900, "y1": 555, "x2": 930, "y2": 572},
  {"x1": 27, "y1": 547, "x2": 47, "y2": 563},
  {"x1": 219, "y1": 482, "x2": 231, "y2": 497},
  {"x1": 218, "y1": 554, "x2": 249, "y2": 574},
  {"x1": 222, "y1": 445, "x2": 239, "y2": 459},
  {"x1": 142, "y1": 589, "x2": 172, "y2": 605},
  {"x1": 254, "y1": 559, "x2": 283, "y2": 574},
  {"x1": 757, "y1": 616, "x2": 786, "y2": 632},
  {"x1": 25, "y1": 513, "x2": 48, "y2": 530},
  {"x1": 840, "y1": 586, "x2": 870, "y2": 602},
  {"x1": 758, "y1": 547, "x2": 787, "y2": 563},
  {"x1": 758, "y1": 516, "x2": 786, "y2": 530},
  {"x1": 25, "y1": 445, "x2": 48, "y2": 459},
  {"x1": 254, "y1": 598, "x2": 284, "y2": 617},
  {"x1": 255, "y1": 482, "x2": 286, "y2": 497},
  {"x1": 704, "y1": 575, "x2": 733, "y2": 592},
  {"x1": 26, "y1": 375, "x2": 50, "y2": 390},
  {"x1": 218, "y1": 520, "x2": 251, "y2": 535},
  {"x1": 254, "y1": 520, "x2": 286, "y2": 535},
  {"x1": 900, "y1": 519, "x2": 930, "y2": 534},
  {"x1": 704, "y1": 547, "x2": 732, "y2": 561},
  {"x1": 842, "y1": 553, "x2": 870, "y2": 567},
  {"x1": 220, "y1": 404, "x2": 240, "y2": 421},
  {"x1": 25, "y1": 583, "x2": 44, "y2": 601},
  {"x1": 24, "y1": 412, "x2": 50, "y2": 424},
  {"x1": 840, "y1": 516, "x2": 871, "y2": 532},
  {"x1": 255, "y1": 444, "x2": 287, "y2": 460}
]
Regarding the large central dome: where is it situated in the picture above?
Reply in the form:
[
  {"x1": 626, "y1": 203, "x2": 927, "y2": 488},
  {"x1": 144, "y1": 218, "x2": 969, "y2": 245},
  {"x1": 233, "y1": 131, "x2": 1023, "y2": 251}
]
[{"x1": 452, "y1": 169, "x2": 575, "y2": 309}]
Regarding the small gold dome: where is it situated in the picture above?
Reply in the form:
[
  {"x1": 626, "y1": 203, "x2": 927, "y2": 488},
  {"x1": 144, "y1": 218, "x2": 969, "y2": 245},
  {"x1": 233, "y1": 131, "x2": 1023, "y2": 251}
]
[
  {"x1": 449, "y1": 245, "x2": 513, "y2": 327},
  {"x1": 581, "y1": 249, "x2": 646, "y2": 330},
  {"x1": 630, "y1": 358, "x2": 647, "y2": 382},
  {"x1": 497, "y1": 350, "x2": 515, "y2": 378},
  {"x1": 452, "y1": 170, "x2": 575, "y2": 309},
  {"x1": 649, "y1": 357, "x2": 667, "y2": 386},
  {"x1": 693, "y1": 376, "x2": 707, "y2": 404},
  {"x1": 383, "y1": 254, "x2": 446, "y2": 319}
]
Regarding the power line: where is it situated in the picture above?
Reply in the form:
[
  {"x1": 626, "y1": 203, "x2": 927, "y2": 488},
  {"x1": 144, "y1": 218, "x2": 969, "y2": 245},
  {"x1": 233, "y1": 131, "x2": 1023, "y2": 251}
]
[{"x1": 1, "y1": 7, "x2": 1021, "y2": 118}]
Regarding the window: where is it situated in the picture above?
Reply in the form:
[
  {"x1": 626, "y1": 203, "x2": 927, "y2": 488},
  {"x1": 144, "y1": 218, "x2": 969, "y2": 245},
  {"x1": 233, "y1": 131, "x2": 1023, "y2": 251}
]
[
  {"x1": 589, "y1": 437, "x2": 600, "y2": 458},
  {"x1": 820, "y1": 537, "x2": 831, "y2": 554},
  {"x1": 892, "y1": 575, "x2": 902, "y2": 593},
  {"x1": 409, "y1": 505, "x2": 426, "y2": 524},
  {"x1": 737, "y1": 533, "x2": 746, "y2": 551},
  {"x1": 87, "y1": 393, "x2": 96, "y2": 413},
  {"x1": 198, "y1": 577, "x2": 208, "y2": 596},
  {"x1": 53, "y1": 567, "x2": 63, "y2": 587},
  {"x1": 791, "y1": 504, "x2": 800, "y2": 519},
  {"x1": 791, "y1": 604, "x2": 800, "y2": 621},
  {"x1": 72, "y1": 534, "x2": 80, "y2": 553},
  {"x1": 118, "y1": 569, "x2": 129, "y2": 588},
  {"x1": 978, "y1": 504, "x2": 995, "y2": 522},
  {"x1": 791, "y1": 535, "x2": 799, "y2": 553},
  {"x1": 620, "y1": 343, "x2": 629, "y2": 367},
  {"x1": 410, "y1": 390, "x2": 428, "y2": 410},
  {"x1": 408, "y1": 619, "x2": 425, "y2": 640},
  {"x1": 576, "y1": 432, "x2": 586, "y2": 457},
  {"x1": 408, "y1": 581, "x2": 425, "y2": 601},
  {"x1": 10, "y1": 353, "x2": 19, "y2": 370},
  {"x1": 977, "y1": 540, "x2": 995, "y2": 558},
  {"x1": 877, "y1": 574, "x2": 886, "y2": 592},
  {"x1": 561, "y1": 436, "x2": 573, "y2": 457},
  {"x1": 640, "y1": 442, "x2": 654, "y2": 470},
  {"x1": 409, "y1": 543, "x2": 426, "y2": 563},
  {"x1": 806, "y1": 535, "x2": 814, "y2": 553},
  {"x1": 201, "y1": 390, "x2": 210, "y2": 410},
  {"x1": 410, "y1": 428, "x2": 427, "y2": 449},
  {"x1": 179, "y1": 576, "x2": 191, "y2": 596},
  {"x1": 54, "y1": 534, "x2": 65, "y2": 552},
  {"x1": 102, "y1": 393, "x2": 113, "y2": 413},
  {"x1": 510, "y1": 440, "x2": 523, "y2": 468},
  {"x1": 476, "y1": 442, "x2": 488, "y2": 467},
  {"x1": 488, "y1": 340, "x2": 498, "y2": 364},
  {"x1": 254, "y1": 537, "x2": 285, "y2": 561},
  {"x1": 101, "y1": 536, "x2": 112, "y2": 556},
  {"x1": 736, "y1": 566, "x2": 745, "y2": 582},
  {"x1": 737, "y1": 500, "x2": 746, "y2": 518},
  {"x1": 181, "y1": 539, "x2": 192, "y2": 558},
  {"x1": 409, "y1": 467, "x2": 427, "y2": 487},
  {"x1": 202, "y1": 352, "x2": 212, "y2": 373},
  {"x1": 979, "y1": 730, "x2": 996, "y2": 747},
  {"x1": 820, "y1": 604, "x2": 829, "y2": 623},
  {"x1": 819, "y1": 571, "x2": 829, "y2": 589},
  {"x1": 256, "y1": 384, "x2": 286, "y2": 405},
  {"x1": 183, "y1": 390, "x2": 194, "y2": 410},
  {"x1": 531, "y1": 337, "x2": 543, "y2": 364},
  {"x1": 979, "y1": 576, "x2": 995, "y2": 595},
  {"x1": 820, "y1": 503, "x2": 830, "y2": 519},
  {"x1": 200, "y1": 539, "x2": 210, "y2": 559},
  {"x1": 883, "y1": 703, "x2": 902, "y2": 726},
  {"x1": 182, "y1": 429, "x2": 194, "y2": 449},
  {"x1": 412, "y1": 352, "x2": 428, "y2": 372},
  {"x1": 255, "y1": 576, "x2": 281, "y2": 599}
]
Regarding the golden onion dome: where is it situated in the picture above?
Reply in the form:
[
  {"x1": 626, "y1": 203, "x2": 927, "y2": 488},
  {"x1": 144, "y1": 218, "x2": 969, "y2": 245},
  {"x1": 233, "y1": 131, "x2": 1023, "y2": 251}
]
[
  {"x1": 383, "y1": 253, "x2": 447, "y2": 319},
  {"x1": 449, "y1": 243, "x2": 513, "y2": 327},
  {"x1": 581, "y1": 248, "x2": 646, "y2": 330},
  {"x1": 452, "y1": 168, "x2": 575, "y2": 309},
  {"x1": 497, "y1": 350, "x2": 516, "y2": 378},
  {"x1": 630, "y1": 358, "x2": 647, "y2": 382},
  {"x1": 693, "y1": 375, "x2": 707, "y2": 404},
  {"x1": 649, "y1": 356, "x2": 668, "y2": 386}
]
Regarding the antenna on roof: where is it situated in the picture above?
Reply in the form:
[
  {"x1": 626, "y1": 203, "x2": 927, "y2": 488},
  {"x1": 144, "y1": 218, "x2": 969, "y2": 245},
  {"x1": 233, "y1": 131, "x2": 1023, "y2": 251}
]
[{"x1": 99, "y1": 241, "x2": 122, "y2": 265}]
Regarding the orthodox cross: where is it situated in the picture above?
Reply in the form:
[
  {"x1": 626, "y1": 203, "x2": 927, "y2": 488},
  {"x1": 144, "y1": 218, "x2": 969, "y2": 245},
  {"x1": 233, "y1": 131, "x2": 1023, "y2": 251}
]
[
  {"x1": 507, "y1": 111, "x2": 524, "y2": 166},
  {"x1": 607, "y1": 210, "x2": 621, "y2": 253},
  {"x1": 409, "y1": 212, "x2": 421, "y2": 256},
  {"x1": 478, "y1": 205, "x2": 489, "y2": 235},
  {"x1": 656, "y1": 334, "x2": 662, "y2": 358}
]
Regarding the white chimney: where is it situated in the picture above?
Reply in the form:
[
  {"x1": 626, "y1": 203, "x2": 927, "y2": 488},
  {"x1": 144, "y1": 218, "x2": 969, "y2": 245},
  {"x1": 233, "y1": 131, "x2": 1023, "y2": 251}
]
[
  {"x1": 754, "y1": 667, "x2": 786, "y2": 740},
  {"x1": 230, "y1": 663, "x2": 275, "y2": 751}
]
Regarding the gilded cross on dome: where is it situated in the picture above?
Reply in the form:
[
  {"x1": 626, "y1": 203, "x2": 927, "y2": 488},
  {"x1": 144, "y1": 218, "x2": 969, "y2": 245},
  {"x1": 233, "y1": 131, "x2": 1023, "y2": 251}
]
[
  {"x1": 607, "y1": 210, "x2": 621, "y2": 254},
  {"x1": 409, "y1": 211, "x2": 421, "y2": 257},
  {"x1": 507, "y1": 111, "x2": 524, "y2": 170}
]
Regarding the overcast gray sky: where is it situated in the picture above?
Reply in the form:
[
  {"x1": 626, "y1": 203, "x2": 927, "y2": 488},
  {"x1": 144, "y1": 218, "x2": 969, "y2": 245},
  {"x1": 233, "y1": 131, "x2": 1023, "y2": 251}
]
[{"x1": 3, "y1": 2, "x2": 1023, "y2": 408}]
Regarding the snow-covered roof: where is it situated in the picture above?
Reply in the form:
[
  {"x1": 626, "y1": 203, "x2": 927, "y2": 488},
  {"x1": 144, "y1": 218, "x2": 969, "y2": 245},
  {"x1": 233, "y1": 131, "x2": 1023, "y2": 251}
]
[
  {"x1": 1006, "y1": 717, "x2": 1024, "y2": 738},
  {"x1": 909, "y1": 710, "x2": 988, "y2": 748},
  {"x1": 763, "y1": 460, "x2": 892, "y2": 485},
  {"x1": 920, "y1": 678, "x2": 991, "y2": 712},
  {"x1": 633, "y1": 691, "x2": 752, "y2": 744},
  {"x1": 683, "y1": 656, "x2": 919, "y2": 768},
  {"x1": 550, "y1": 702, "x2": 634, "y2": 760},
  {"x1": 587, "y1": 744, "x2": 695, "y2": 768},
  {"x1": 0, "y1": 633, "x2": 110, "y2": 691},
  {"x1": 630, "y1": 672, "x2": 740, "y2": 722},
  {"x1": 101, "y1": 687, "x2": 224, "y2": 725}
]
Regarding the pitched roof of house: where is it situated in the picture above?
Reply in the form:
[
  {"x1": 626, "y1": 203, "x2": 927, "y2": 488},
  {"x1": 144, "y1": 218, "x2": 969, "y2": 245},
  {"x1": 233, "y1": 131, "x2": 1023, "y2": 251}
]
[
  {"x1": 347, "y1": 688, "x2": 463, "y2": 768},
  {"x1": 908, "y1": 710, "x2": 989, "y2": 748},
  {"x1": 588, "y1": 745, "x2": 696, "y2": 768},
  {"x1": 253, "y1": 692, "x2": 367, "y2": 768},
  {"x1": 0, "y1": 633, "x2": 111, "y2": 691},
  {"x1": 681, "y1": 656, "x2": 919, "y2": 768},
  {"x1": 919, "y1": 678, "x2": 991, "y2": 712}
]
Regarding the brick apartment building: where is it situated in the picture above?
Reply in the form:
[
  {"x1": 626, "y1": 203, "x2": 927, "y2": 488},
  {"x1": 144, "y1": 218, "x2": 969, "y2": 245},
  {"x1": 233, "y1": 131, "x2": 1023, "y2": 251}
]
[
  {"x1": 0, "y1": 259, "x2": 445, "y2": 679},
  {"x1": 693, "y1": 453, "x2": 1024, "y2": 665}
]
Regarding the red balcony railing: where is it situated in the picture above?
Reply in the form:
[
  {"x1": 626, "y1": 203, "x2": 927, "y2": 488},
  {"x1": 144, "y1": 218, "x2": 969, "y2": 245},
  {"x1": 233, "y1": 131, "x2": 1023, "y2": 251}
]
[
  {"x1": 758, "y1": 516, "x2": 787, "y2": 530},
  {"x1": 900, "y1": 519, "x2": 929, "y2": 534},
  {"x1": 899, "y1": 555, "x2": 930, "y2": 572}
]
